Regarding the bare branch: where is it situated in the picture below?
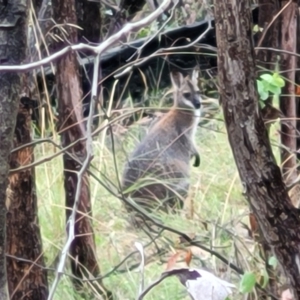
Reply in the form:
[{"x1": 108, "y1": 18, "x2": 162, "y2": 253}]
[
  {"x1": 135, "y1": 242, "x2": 145, "y2": 298},
  {"x1": 116, "y1": 19, "x2": 213, "y2": 78},
  {"x1": 47, "y1": 49, "x2": 101, "y2": 298},
  {"x1": 0, "y1": 0, "x2": 173, "y2": 72}
]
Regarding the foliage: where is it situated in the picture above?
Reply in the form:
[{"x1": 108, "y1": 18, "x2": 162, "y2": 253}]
[
  {"x1": 239, "y1": 272, "x2": 256, "y2": 293},
  {"x1": 256, "y1": 72, "x2": 285, "y2": 106}
]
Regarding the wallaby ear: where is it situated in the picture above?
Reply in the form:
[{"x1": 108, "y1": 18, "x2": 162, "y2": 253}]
[
  {"x1": 191, "y1": 68, "x2": 199, "y2": 82},
  {"x1": 170, "y1": 71, "x2": 185, "y2": 89}
]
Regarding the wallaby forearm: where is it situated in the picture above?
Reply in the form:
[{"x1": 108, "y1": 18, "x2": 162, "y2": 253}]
[{"x1": 193, "y1": 152, "x2": 200, "y2": 167}]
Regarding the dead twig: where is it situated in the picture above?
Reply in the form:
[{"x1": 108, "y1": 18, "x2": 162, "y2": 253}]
[{"x1": 0, "y1": 0, "x2": 173, "y2": 72}]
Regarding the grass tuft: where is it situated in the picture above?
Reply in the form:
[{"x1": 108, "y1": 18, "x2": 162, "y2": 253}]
[{"x1": 35, "y1": 107, "x2": 281, "y2": 299}]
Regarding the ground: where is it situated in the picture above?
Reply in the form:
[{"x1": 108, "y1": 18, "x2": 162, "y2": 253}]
[{"x1": 35, "y1": 103, "x2": 281, "y2": 299}]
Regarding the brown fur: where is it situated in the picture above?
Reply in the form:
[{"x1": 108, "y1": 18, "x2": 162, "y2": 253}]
[{"x1": 122, "y1": 70, "x2": 201, "y2": 214}]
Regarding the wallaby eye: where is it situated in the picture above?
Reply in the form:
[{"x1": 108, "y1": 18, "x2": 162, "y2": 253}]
[{"x1": 183, "y1": 92, "x2": 191, "y2": 99}]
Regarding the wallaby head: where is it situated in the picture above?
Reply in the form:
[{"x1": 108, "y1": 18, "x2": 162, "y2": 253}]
[{"x1": 170, "y1": 69, "x2": 201, "y2": 114}]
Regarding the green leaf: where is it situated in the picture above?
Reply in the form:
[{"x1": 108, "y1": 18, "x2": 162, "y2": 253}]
[
  {"x1": 261, "y1": 80, "x2": 270, "y2": 90},
  {"x1": 272, "y1": 73, "x2": 285, "y2": 87},
  {"x1": 260, "y1": 73, "x2": 273, "y2": 83},
  {"x1": 261, "y1": 92, "x2": 269, "y2": 101},
  {"x1": 257, "y1": 72, "x2": 285, "y2": 99},
  {"x1": 268, "y1": 84, "x2": 281, "y2": 95},
  {"x1": 257, "y1": 79, "x2": 263, "y2": 93},
  {"x1": 239, "y1": 272, "x2": 256, "y2": 293},
  {"x1": 259, "y1": 100, "x2": 266, "y2": 108},
  {"x1": 257, "y1": 80, "x2": 269, "y2": 100},
  {"x1": 253, "y1": 25, "x2": 262, "y2": 33},
  {"x1": 260, "y1": 72, "x2": 285, "y2": 89},
  {"x1": 261, "y1": 269, "x2": 269, "y2": 288},
  {"x1": 268, "y1": 256, "x2": 278, "y2": 268}
]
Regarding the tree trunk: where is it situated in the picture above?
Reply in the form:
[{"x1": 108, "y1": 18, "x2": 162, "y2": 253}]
[
  {"x1": 0, "y1": 1, "x2": 30, "y2": 299},
  {"x1": 279, "y1": 0, "x2": 298, "y2": 189},
  {"x1": 52, "y1": 1, "x2": 112, "y2": 299},
  {"x1": 6, "y1": 98, "x2": 49, "y2": 300},
  {"x1": 256, "y1": 0, "x2": 280, "y2": 69},
  {"x1": 254, "y1": 1, "x2": 281, "y2": 298},
  {"x1": 76, "y1": 0, "x2": 101, "y2": 44},
  {"x1": 214, "y1": 0, "x2": 300, "y2": 298},
  {"x1": 296, "y1": 3, "x2": 300, "y2": 168}
]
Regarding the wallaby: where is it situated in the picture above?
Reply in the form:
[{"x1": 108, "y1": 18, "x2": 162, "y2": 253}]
[{"x1": 121, "y1": 69, "x2": 201, "y2": 213}]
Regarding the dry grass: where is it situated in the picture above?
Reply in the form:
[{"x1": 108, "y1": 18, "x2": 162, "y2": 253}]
[{"x1": 34, "y1": 105, "x2": 282, "y2": 299}]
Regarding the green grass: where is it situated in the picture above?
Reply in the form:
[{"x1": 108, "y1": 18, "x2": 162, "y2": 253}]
[{"x1": 34, "y1": 108, "x2": 281, "y2": 299}]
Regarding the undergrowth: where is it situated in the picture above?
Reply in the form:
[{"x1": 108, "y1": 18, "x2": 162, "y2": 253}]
[{"x1": 35, "y1": 105, "x2": 281, "y2": 299}]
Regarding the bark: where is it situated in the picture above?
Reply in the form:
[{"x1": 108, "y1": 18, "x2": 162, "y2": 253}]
[
  {"x1": 76, "y1": 0, "x2": 101, "y2": 44},
  {"x1": 297, "y1": 4, "x2": 300, "y2": 167},
  {"x1": 256, "y1": 0, "x2": 280, "y2": 69},
  {"x1": 0, "y1": 0, "x2": 30, "y2": 299},
  {"x1": 29, "y1": 0, "x2": 54, "y2": 62},
  {"x1": 279, "y1": 0, "x2": 298, "y2": 188},
  {"x1": 214, "y1": 0, "x2": 300, "y2": 298},
  {"x1": 52, "y1": 0, "x2": 112, "y2": 299},
  {"x1": 256, "y1": 0, "x2": 280, "y2": 120},
  {"x1": 254, "y1": 1, "x2": 281, "y2": 297},
  {"x1": 31, "y1": 0, "x2": 43, "y2": 12},
  {"x1": 6, "y1": 100, "x2": 48, "y2": 300}
]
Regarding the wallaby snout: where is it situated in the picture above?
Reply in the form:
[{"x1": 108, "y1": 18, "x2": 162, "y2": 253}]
[{"x1": 193, "y1": 98, "x2": 201, "y2": 109}]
